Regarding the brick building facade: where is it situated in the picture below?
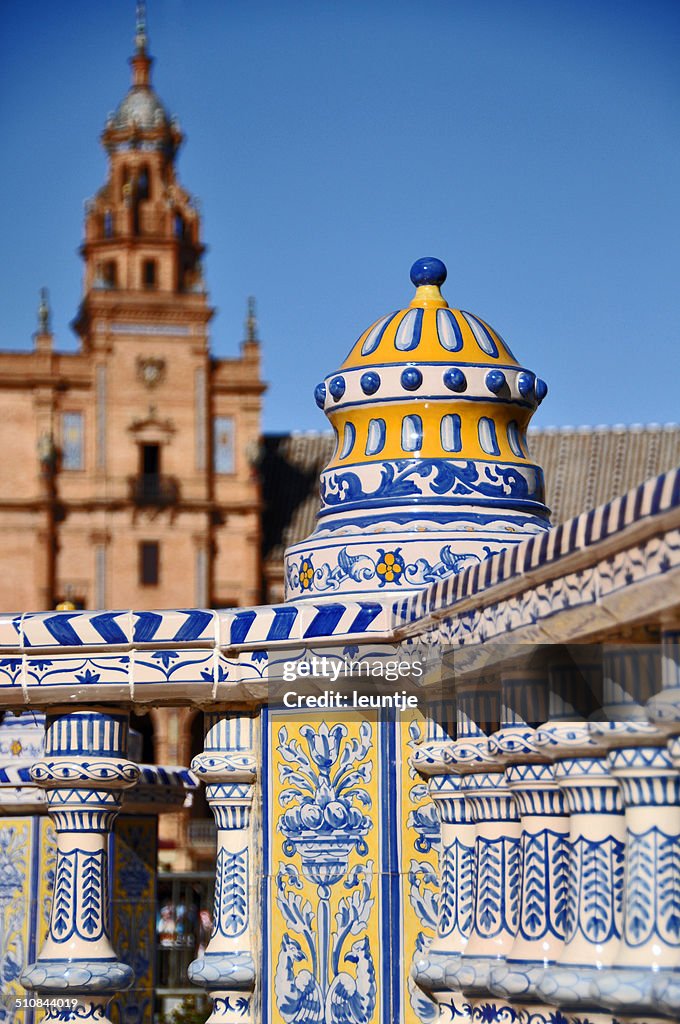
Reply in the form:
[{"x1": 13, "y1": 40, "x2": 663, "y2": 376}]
[{"x1": 0, "y1": 14, "x2": 264, "y2": 619}]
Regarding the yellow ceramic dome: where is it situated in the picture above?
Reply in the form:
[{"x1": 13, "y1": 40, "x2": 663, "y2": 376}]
[
  {"x1": 343, "y1": 292, "x2": 517, "y2": 369},
  {"x1": 314, "y1": 257, "x2": 547, "y2": 473},
  {"x1": 286, "y1": 257, "x2": 550, "y2": 601}
]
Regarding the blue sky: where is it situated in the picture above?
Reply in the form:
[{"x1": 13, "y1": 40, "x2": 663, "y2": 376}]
[{"x1": 1, "y1": 0, "x2": 679, "y2": 433}]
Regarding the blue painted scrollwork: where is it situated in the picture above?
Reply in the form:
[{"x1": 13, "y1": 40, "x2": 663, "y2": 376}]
[
  {"x1": 321, "y1": 460, "x2": 539, "y2": 507},
  {"x1": 474, "y1": 836, "x2": 521, "y2": 939},
  {"x1": 408, "y1": 861, "x2": 439, "y2": 933},
  {"x1": 624, "y1": 826, "x2": 680, "y2": 947},
  {"x1": 287, "y1": 544, "x2": 485, "y2": 595},
  {"x1": 406, "y1": 722, "x2": 440, "y2": 1024},
  {"x1": 0, "y1": 826, "x2": 26, "y2": 997},
  {"x1": 213, "y1": 847, "x2": 249, "y2": 938},
  {"x1": 470, "y1": 1004, "x2": 517, "y2": 1022},
  {"x1": 565, "y1": 835, "x2": 625, "y2": 945}
]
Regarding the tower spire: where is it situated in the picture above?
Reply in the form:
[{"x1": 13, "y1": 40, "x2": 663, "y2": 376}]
[
  {"x1": 135, "y1": 0, "x2": 148, "y2": 54},
  {"x1": 130, "y1": 0, "x2": 152, "y2": 87},
  {"x1": 37, "y1": 288, "x2": 51, "y2": 334},
  {"x1": 245, "y1": 296, "x2": 259, "y2": 342}
]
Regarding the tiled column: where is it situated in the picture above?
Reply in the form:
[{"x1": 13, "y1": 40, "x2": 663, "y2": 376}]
[
  {"x1": 487, "y1": 666, "x2": 570, "y2": 1024},
  {"x1": 587, "y1": 645, "x2": 674, "y2": 1023},
  {"x1": 648, "y1": 626, "x2": 680, "y2": 1015},
  {"x1": 592, "y1": 742, "x2": 680, "y2": 1021},
  {"x1": 533, "y1": 657, "x2": 625, "y2": 1024},
  {"x1": 21, "y1": 708, "x2": 139, "y2": 1024},
  {"x1": 444, "y1": 683, "x2": 522, "y2": 1023},
  {"x1": 189, "y1": 712, "x2": 258, "y2": 1024},
  {"x1": 411, "y1": 739, "x2": 475, "y2": 1023},
  {"x1": 533, "y1": 724, "x2": 625, "y2": 1024}
]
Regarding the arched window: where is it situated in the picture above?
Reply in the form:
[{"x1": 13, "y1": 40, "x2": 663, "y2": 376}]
[
  {"x1": 174, "y1": 214, "x2": 185, "y2": 239},
  {"x1": 103, "y1": 211, "x2": 113, "y2": 238},
  {"x1": 143, "y1": 259, "x2": 157, "y2": 289},
  {"x1": 103, "y1": 261, "x2": 117, "y2": 288},
  {"x1": 137, "y1": 166, "x2": 150, "y2": 200}
]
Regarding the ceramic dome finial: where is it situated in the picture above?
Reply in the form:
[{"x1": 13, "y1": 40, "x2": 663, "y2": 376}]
[
  {"x1": 410, "y1": 257, "x2": 447, "y2": 287},
  {"x1": 409, "y1": 256, "x2": 448, "y2": 310}
]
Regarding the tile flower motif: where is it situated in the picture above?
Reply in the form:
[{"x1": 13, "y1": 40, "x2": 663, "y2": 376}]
[
  {"x1": 274, "y1": 721, "x2": 377, "y2": 1024},
  {"x1": 299, "y1": 559, "x2": 315, "y2": 591},
  {"x1": 375, "y1": 549, "x2": 405, "y2": 586},
  {"x1": 0, "y1": 825, "x2": 28, "y2": 1006},
  {"x1": 278, "y1": 723, "x2": 373, "y2": 852}
]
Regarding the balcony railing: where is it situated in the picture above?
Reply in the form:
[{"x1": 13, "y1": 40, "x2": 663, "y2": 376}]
[
  {"x1": 128, "y1": 473, "x2": 180, "y2": 506},
  {"x1": 187, "y1": 818, "x2": 217, "y2": 847}
]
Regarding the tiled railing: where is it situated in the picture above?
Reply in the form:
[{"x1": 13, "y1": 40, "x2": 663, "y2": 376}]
[
  {"x1": 411, "y1": 636, "x2": 680, "y2": 1024},
  {"x1": 3, "y1": 467, "x2": 680, "y2": 1024},
  {"x1": 10, "y1": 634, "x2": 680, "y2": 1024}
]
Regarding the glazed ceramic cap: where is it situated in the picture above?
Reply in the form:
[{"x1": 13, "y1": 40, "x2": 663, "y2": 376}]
[
  {"x1": 340, "y1": 256, "x2": 521, "y2": 368},
  {"x1": 313, "y1": 257, "x2": 548, "y2": 484},
  {"x1": 284, "y1": 257, "x2": 550, "y2": 602}
]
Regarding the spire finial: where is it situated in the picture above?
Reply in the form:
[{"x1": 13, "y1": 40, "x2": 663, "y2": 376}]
[
  {"x1": 135, "y1": 0, "x2": 148, "y2": 54},
  {"x1": 245, "y1": 296, "x2": 259, "y2": 342},
  {"x1": 38, "y1": 287, "x2": 51, "y2": 334},
  {"x1": 408, "y1": 256, "x2": 448, "y2": 309},
  {"x1": 130, "y1": 0, "x2": 152, "y2": 87}
]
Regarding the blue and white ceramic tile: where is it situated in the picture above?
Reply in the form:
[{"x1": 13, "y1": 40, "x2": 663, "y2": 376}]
[{"x1": 132, "y1": 608, "x2": 217, "y2": 645}]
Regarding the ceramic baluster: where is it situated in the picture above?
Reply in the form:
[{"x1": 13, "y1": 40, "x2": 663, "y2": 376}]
[
  {"x1": 20, "y1": 708, "x2": 139, "y2": 1024},
  {"x1": 189, "y1": 712, "x2": 258, "y2": 1024},
  {"x1": 647, "y1": 624, "x2": 680, "y2": 730},
  {"x1": 533, "y1": 657, "x2": 626, "y2": 1024},
  {"x1": 435, "y1": 679, "x2": 522, "y2": 1023},
  {"x1": 487, "y1": 665, "x2": 571, "y2": 1024},
  {"x1": 585, "y1": 644, "x2": 676, "y2": 1023},
  {"x1": 411, "y1": 719, "x2": 476, "y2": 1023},
  {"x1": 647, "y1": 625, "x2": 680, "y2": 1014}
]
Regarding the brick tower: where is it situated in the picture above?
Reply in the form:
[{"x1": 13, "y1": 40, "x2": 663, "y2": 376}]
[{"x1": 0, "y1": 3, "x2": 264, "y2": 615}]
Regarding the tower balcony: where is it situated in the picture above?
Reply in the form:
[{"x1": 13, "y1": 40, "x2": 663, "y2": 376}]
[{"x1": 128, "y1": 472, "x2": 180, "y2": 506}]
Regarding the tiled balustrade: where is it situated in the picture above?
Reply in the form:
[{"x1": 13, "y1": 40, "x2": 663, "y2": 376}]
[
  {"x1": 4, "y1": 634, "x2": 680, "y2": 1024},
  {"x1": 409, "y1": 640, "x2": 680, "y2": 1024},
  {"x1": 1, "y1": 468, "x2": 679, "y2": 1023}
]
